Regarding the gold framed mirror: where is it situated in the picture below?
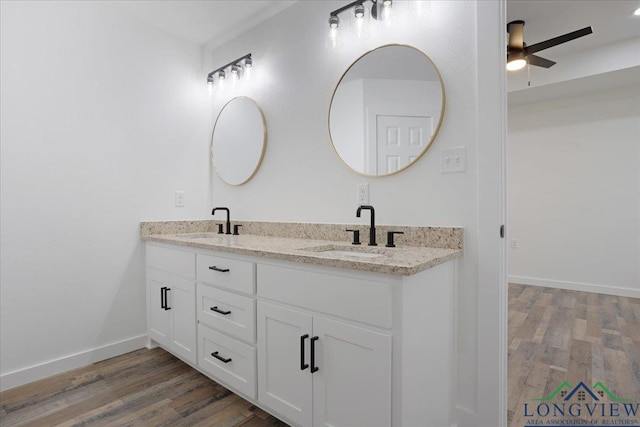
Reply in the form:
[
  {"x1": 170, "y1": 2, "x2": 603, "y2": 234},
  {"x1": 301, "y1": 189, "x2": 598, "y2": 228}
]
[
  {"x1": 329, "y1": 44, "x2": 445, "y2": 176},
  {"x1": 211, "y1": 96, "x2": 267, "y2": 186}
]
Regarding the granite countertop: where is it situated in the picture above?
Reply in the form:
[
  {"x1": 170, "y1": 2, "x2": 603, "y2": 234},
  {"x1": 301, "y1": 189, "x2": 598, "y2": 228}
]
[{"x1": 142, "y1": 231, "x2": 462, "y2": 276}]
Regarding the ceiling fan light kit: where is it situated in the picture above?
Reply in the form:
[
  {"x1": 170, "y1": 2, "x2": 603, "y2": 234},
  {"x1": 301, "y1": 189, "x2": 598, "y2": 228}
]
[{"x1": 506, "y1": 20, "x2": 593, "y2": 71}]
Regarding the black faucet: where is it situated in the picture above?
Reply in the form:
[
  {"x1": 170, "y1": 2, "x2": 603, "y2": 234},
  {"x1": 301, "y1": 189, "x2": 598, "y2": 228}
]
[
  {"x1": 356, "y1": 205, "x2": 376, "y2": 246},
  {"x1": 212, "y1": 207, "x2": 231, "y2": 235}
]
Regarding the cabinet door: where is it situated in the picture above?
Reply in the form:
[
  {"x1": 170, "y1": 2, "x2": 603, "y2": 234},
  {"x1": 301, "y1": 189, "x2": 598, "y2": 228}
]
[
  {"x1": 257, "y1": 302, "x2": 312, "y2": 427},
  {"x1": 147, "y1": 269, "x2": 170, "y2": 347},
  {"x1": 312, "y1": 317, "x2": 391, "y2": 427},
  {"x1": 167, "y1": 275, "x2": 197, "y2": 365}
]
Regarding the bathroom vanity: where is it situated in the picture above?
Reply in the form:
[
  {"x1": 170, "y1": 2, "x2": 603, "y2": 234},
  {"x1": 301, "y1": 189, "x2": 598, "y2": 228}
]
[{"x1": 142, "y1": 221, "x2": 462, "y2": 427}]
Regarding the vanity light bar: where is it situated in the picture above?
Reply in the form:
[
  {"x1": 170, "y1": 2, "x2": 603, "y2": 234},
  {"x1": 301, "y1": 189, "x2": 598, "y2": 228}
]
[
  {"x1": 207, "y1": 53, "x2": 252, "y2": 87},
  {"x1": 328, "y1": 0, "x2": 392, "y2": 28}
]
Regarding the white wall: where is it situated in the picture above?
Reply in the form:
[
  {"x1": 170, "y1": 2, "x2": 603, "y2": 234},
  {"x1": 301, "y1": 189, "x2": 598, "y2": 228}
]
[
  {"x1": 205, "y1": 0, "x2": 491, "y2": 422},
  {"x1": 0, "y1": 1, "x2": 211, "y2": 389},
  {"x1": 508, "y1": 85, "x2": 640, "y2": 297}
]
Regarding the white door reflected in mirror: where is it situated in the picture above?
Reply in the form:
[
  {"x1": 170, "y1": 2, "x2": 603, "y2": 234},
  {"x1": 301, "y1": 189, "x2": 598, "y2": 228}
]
[
  {"x1": 329, "y1": 45, "x2": 445, "y2": 177},
  {"x1": 211, "y1": 97, "x2": 267, "y2": 186}
]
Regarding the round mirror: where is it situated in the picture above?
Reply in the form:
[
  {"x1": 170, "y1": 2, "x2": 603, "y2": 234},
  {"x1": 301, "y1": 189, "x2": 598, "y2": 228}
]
[
  {"x1": 329, "y1": 45, "x2": 444, "y2": 176},
  {"x1": 211, "y1": 96, "x2": 267, "y2": 186}
]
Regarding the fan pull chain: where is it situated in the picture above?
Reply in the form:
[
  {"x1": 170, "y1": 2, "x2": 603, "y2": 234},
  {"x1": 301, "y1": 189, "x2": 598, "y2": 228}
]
[{"x1": 527, "y1": 61, "x2": 531, "y2": 87}]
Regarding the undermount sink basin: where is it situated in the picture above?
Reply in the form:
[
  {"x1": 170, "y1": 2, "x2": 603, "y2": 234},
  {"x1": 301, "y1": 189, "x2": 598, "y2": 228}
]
[
  {"x1": 175, "y1": 233, "x2": 219, "y2": 239},
  {"x1": 300, "y1": 245, "x2": 385, "y2": 259},
  {"x1": 319, "y1": 250, "x2": 383, "y2": 259}
]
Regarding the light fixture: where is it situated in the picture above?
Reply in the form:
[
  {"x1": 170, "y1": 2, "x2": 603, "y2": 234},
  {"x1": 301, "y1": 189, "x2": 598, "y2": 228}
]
[
  {"x1": 329, "y1": 14, "x2": 339, "y2": 28},
  {"x1": 328, "y1": 0, "x2": 392, "y2": 29},
  {"x1": 506, "y1": 51, "x2": 527, "y2": 71},
  {"x1": 634, "y1": 7, "x2": 640, "y2": 16},
  {"x1": 206, "y1": 53, "x2": 252, "y2": 89}
]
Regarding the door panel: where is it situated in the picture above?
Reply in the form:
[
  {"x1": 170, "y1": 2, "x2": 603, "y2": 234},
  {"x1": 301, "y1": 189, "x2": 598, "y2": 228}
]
[
  {"x1": 257, "y1": 302, "x2": 313, "y2": 426},
  {"x1": 313, "y1": 317, "x2": 392, "y2": 427},
  {"x1": 147, "y1": 270, "x2": 170, "y2": 347},
  {"x1": 168, "y1": 275, "x2": 196, "y2": 365},
  {"x1": 376, "y1": 115, "x2": 432, "y2": 174}
]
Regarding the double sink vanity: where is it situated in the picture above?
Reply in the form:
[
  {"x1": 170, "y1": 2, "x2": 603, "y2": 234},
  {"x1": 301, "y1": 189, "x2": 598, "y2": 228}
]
[{"x1": 142, "y1": 217, "x2": 462, "y2": 427}]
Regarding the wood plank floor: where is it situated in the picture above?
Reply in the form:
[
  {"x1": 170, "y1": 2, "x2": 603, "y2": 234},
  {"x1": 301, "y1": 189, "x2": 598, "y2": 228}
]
[
  {"x1": 2, "y1": 284, "x2": 638, "y2": 427},
  {"x1": 508, "y1": 283, "x2": 640, "y2": 427},
  {"x1": 0, "y1": 348, "x2": 287, "y2": 427}
]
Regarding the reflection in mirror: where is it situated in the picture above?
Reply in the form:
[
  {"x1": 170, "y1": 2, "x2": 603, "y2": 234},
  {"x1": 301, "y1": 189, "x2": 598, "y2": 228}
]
[
  {"x1": 211, "y1": 97, "x2": 266, "y2": 186},
  {"x1": 329, "y1": 45, "x2": 444, "y2": 176}
]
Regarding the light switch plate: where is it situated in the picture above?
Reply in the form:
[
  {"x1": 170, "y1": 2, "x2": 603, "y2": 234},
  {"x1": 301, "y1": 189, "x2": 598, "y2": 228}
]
[
  {"x1": 440, "y1": 146, "x2": 467, "y2": 173},
  {"x1": 175, "y1": 191, "x2": 185, "y2": 207}
]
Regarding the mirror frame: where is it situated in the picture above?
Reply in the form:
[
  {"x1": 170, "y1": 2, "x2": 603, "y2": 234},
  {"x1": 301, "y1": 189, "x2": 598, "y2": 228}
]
[
  {"x1": 328, "y1": 44, "x2": 445, "y2": 177},
  {"x1": 211, "y1": 96, "x2": 267, "y2": 186}
]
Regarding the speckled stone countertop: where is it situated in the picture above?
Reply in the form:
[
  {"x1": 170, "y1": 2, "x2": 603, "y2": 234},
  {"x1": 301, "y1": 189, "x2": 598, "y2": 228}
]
[{"x1": 141, "y1": 220, "x2": 463, "y2": 276}]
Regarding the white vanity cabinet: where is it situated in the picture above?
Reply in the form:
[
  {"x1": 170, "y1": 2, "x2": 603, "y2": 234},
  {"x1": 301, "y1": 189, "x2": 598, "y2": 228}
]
[
  {"x1": 146, "y1": 245, "x2": 197, "y2": 366},
  {"x1": 145, "y1": 241, "x2": 456, "y2": 427}
]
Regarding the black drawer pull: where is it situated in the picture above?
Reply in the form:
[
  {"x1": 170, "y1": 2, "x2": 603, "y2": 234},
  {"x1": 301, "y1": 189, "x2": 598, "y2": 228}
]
[
  {"x1": 300, "y1": 334, "x2": 309, "y2": 371},
  {"x1": 211, "y1": 351, "x2": 232, "y2": 363},
  {"x1": 209, "y1": 266, "x2": 230, "y2": 273},
  {"x1": 310, "y1": 336, "x2": 319, "y2": 373},
  {"x1": 160, "y1": 287, "x2": 171, "y2": 310},
  {"x1": 160, "y1": 287, "x2": 166, "y2": 309},
  {"x1": 210, "y1": 306, "x2": 231, "y2": 315}
]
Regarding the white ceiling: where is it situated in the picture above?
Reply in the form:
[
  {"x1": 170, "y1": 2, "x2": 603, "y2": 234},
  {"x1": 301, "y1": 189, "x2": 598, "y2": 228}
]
[{"x1": 104, "y1": 0, "x2": 297, "y2": 46}]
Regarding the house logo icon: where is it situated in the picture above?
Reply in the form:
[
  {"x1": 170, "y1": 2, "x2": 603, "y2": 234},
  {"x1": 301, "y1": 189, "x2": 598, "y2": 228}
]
[
  {"x1": 523, "y1": 381, "x2": 639, "y2": 426},
  {"x1": 531, "y1": 381, "x2": 633, "y2": 403}
]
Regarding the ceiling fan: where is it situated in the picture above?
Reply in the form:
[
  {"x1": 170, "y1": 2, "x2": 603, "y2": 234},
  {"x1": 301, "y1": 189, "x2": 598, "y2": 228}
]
[{"x1": 506, "y1": 20, "x2": 593, "y2": 71}]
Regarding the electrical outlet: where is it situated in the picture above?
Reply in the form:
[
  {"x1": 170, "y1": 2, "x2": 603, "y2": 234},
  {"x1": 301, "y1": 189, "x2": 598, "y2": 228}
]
[
  {"x1": 357, "y1": 183, "x2": 369, "y2": 205},
  {"x1": 511, "y1": 239, "x2": 519, "y2": 249},
  {"x1": 440, "y1": 146, "x2": 467, "y2": 173},
  {"x1": 175, "y1": 191, "x2": 185, "y2": 207}
]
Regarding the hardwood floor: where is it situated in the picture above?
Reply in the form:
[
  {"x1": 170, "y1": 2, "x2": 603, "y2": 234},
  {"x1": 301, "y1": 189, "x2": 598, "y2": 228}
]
[
  {"x1": 2, "y1": 284, "x2": 638, "y2": 427},
  {"x1": 508, "y1": 283, "x2": 640, "y2": 427},
  {"x1": 0, "y1": 348, "x2": 287, "y2": 427}
]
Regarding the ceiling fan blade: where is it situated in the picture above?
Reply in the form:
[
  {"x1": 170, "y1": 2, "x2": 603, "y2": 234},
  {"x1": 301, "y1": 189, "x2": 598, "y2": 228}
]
[
  {"x1": 527, "y1": 26, "x2": 593, "y2": 54},
  {"x1": 507, "y1": 20, "x2": 525, "y2": 49},
  {"x1": 528, "y1": 54, "x2": 556, "y2": 68}
]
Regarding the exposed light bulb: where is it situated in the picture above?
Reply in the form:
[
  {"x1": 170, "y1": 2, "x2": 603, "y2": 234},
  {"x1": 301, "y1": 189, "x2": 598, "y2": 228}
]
[
  {"x1": 383, "y1": 0, "x2": 392, "y2": 6},
  {"x1": 354, "y1": 4, "x2": 364, "y2": 18},
  {"x1": 506, "y1": 58, "x2": 527, "y2": 71},
  {"x1": 329, "y1": 14, "x2": 339, "y2": 28}
]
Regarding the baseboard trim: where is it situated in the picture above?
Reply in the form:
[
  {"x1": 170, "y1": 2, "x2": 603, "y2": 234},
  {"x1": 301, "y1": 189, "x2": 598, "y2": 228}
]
[
  {"x1": 0, "y1": 334, "x2": 148, "y2": 392},
  {"x1": 509, "y1": 275, "x2": 638, "y2": 298}
]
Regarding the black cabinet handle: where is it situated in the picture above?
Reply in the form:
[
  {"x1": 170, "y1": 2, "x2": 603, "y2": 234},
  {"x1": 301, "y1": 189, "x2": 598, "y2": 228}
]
[
  {"x1": 210, "y1": 306, "x2": 231, "y2": 315},
  {"x1": 300, "y1": 334, "x2": 309, "y2": 371},
  {"x1": 164, "y1": 288, "x2": 171, "y2": 310},
  {"x1": 310, "y1": 336, "x2": 319, "y2": 373},
  {"x1": 209, "y1": 266, "x2": 230, "y2": 273},
  {"x1": 211, "y1": 351, "x2": 232, "y2": 363},
  {"x1": 160, "y1": 287, "x2": 166, "y2": 309}
]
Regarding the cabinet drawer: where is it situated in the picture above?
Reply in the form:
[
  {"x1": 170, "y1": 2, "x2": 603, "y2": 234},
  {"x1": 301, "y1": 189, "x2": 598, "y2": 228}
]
[
  {"x1": 258, "y1": 264, "x2": 393, "y2": 329},
  {"x1": 196, "y1": 254, "x2": 255, "y2": 294},
  {"x1": 198, "y1": 324, "x2": 256, "y2": 399},
  {"x1": 197, "y1": 284, "x2": 256, "y2": 343},
  {"x1": 146, "y1": 245, "x2": 195, "y2": 278}
]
